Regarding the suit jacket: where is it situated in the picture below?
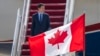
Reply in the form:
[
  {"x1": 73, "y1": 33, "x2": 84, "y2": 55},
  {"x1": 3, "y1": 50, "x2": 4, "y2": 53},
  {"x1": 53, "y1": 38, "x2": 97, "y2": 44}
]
[{"x1": 31, "y1": 13, "x2": 50, "y2": 36}]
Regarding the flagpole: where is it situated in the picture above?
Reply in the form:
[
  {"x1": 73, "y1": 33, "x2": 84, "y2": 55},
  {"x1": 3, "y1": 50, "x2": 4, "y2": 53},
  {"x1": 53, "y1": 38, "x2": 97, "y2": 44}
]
[{"x1": 83, "y1": 13, "x2": 85, "y2": 56}]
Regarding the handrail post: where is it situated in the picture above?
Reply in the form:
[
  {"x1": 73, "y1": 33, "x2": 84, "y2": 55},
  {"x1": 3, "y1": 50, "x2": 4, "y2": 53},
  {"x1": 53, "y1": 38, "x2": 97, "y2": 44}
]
[
  {"x1": 11, "y1": 0, "x2": 31, "y2": 56},
  {"x1": 22, "y1": 0, "x2": 31, "y2": 44},
  {"x1": 11, "y1": 8, "x2": 21, "y2": 56},
  {"x1": 15, "y1": 0, "x2": 27, "y2": 56},
  {"x1": 16, "y1": 0, "x2": 31, "y2": 56}
]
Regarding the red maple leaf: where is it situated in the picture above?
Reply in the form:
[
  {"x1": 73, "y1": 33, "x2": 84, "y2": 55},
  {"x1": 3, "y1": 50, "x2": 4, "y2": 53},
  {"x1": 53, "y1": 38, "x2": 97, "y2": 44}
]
[{"x1": 48, "y1": 30, "x2": 68, "y2": 49}]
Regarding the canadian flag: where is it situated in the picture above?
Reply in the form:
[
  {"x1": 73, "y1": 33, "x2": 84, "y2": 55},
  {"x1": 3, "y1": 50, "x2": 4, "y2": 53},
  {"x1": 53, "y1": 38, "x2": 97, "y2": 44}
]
[{"x1": 28, "y1": 14, "x2": 85, "y2": 56}]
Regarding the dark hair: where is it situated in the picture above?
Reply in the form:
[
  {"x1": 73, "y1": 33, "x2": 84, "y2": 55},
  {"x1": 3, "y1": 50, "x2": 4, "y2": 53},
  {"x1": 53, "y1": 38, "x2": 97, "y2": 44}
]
[{"x1": 37, "y1": 3, "x2": 44, "y2": 8}]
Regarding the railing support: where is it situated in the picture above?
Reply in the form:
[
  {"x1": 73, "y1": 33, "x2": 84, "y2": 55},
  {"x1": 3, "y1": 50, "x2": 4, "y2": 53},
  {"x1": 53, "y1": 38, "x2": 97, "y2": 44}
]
[
  {"x1": 11, "y1": 0, "x2": 31, "y2": 56},
  {"x1": 11, "y1": 8, "x2": 21, "y2": 56}
]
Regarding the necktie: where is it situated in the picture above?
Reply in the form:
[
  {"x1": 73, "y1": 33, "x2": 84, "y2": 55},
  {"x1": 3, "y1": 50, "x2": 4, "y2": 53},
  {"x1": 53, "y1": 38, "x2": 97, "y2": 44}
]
[{"x1": 40, "y1": 14, "x2": 42, "y2": 22}]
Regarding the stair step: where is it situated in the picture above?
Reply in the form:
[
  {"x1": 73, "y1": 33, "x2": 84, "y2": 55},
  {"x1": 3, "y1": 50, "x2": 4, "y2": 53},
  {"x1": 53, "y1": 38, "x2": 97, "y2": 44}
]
[
  {"x1": 30, "y1": 5, "x2": 65, "y2": 10},
  {"x1": 21, "y1": 55, "x2": 30, "y2": 56},
  {"x1": 22, "y1": 42, "x2": 29, "y2": 49},
  {"x1": 28, "y1": 17, "x2": 64, "y2": 23},
  {"x1": 25, "y1": 35, "x2": 32, "y2": 42},
  {"x1": 29, "y1": 16, "x2": 64, "y2": 19},
  {"x1": 28, "y1": 21, "x2": 63, "y2": 25},
  {"x1": 21, "y1": 49, "x2": 30, "y2": 55},
  {"x1": 27, "y1": 22, "x2": 63, "y2": 29},
  {"x1": 31, "y1": 0, "x2": 66, "y2": 3},
  {"x1": 29, "y1": 10, "x2": 65, "y2": 16},
  {"x1": 28, "y1": 16, "x2": 64, "y2": 24},
  {"x1": 25, "y1": 35, "x2": 32, "y2": 41},
  {"x1": 26, "y1": 22, "x2": 63, "y2": 35},
  {"x1": 31, "y1": 3, "x2": 65, "y2": 6},
  {"x1": 30, "y1": 9, "x2": 64, "y2": 12},
  {"x1": 30, "y1": 3, "x2": 65, "y2": 10}
]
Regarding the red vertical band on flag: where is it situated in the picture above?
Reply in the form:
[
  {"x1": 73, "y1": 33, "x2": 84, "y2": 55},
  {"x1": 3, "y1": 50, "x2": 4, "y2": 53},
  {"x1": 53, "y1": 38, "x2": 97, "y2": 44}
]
[
  {"x1": 70, "y1": 14, "x2": 85, "y2": 52},
  {"x1": 29, "y1": 33, "x2": 45, "y2": 56}
]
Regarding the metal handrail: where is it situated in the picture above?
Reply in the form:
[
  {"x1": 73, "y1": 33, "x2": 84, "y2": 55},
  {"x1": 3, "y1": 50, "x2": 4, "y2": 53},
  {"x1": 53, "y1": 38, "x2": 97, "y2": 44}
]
[
  {"x1": 16, "y1": 0, "x2": 27, "y2": 56},
  {"x1": 16, "y1": 0, "x2": 31, "y2": 56},
  {"x1": 11, "y1": 0, "x2": 31, "y2": 56},
  {"x1": 11, "y1": 8, "x2": 22, "y2": 56},
  {"x1": 22, "y1": 0, "x2": 31, "y2": 43}
]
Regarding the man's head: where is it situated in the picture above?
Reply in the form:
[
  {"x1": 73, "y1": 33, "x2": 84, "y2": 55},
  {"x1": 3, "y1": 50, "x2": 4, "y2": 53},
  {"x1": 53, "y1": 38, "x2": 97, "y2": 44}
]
[{"x1": 37, "y1": 3, "x2": 45, "y2": 13}]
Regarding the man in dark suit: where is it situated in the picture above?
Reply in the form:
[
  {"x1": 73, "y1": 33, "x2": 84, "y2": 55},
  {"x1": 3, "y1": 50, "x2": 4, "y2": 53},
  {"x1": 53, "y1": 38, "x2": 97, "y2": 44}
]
[{"x1": 31, "y1": 3, "x2": 50, "y2": 36}]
